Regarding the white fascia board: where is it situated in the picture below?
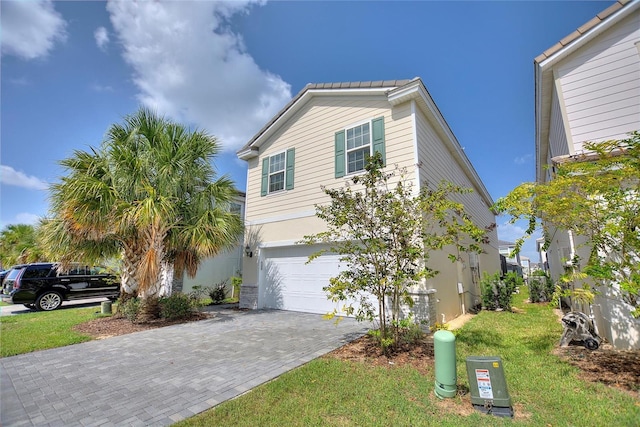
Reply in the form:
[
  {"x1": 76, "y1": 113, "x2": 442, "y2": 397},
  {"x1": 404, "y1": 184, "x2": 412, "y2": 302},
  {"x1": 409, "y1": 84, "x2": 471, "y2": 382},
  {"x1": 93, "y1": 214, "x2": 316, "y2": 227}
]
[
  {"x1": 537, "y1": 1, "x2": 640, "y2": 70},
  {"x1": 238, "y1": 147, "x2": 259, "y2": 160},
  {"x1": 534, "y1": 62, "x2": 547, "y2": 184},
  {"x1": 258, "y1": 240, "x2": 301, "y2": 249}
]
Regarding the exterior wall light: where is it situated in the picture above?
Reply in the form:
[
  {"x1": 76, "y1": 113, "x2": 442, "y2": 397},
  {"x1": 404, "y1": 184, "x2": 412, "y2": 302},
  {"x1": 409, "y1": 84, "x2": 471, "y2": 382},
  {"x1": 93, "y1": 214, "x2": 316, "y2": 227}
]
[{"x1": 245, "y1": 244, "x2": 253, "y2": 258}]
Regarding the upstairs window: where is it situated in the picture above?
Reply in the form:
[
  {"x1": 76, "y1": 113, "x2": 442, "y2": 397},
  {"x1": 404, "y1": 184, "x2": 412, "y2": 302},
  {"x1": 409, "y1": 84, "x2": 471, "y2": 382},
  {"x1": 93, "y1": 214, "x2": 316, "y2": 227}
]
[
  {"x1": 268, "y1": 152, "x2": 286, "y2": 193},
  {"x1": 335, "y1": 117, "x2": 385, "y2": 178},
  {"x1": 261, "y1": 148, "x2": 295, "y2": 196},
  {"x1": 346, "y1": 123, "x2": 371, "y2": 174}
]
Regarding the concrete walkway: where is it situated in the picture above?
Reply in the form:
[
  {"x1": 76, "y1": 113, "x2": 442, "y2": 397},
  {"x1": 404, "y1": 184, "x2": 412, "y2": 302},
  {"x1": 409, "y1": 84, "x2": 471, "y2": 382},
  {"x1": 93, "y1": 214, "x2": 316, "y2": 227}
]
[{"x1": 1, "y1": 308, "x2": 369, "y2": 426}]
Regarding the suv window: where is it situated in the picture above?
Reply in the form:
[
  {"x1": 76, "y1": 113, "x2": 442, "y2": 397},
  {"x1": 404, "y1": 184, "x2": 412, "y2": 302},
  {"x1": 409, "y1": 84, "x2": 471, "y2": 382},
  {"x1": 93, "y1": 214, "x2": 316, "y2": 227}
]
[
  {"x1": 5, "y1": 268, "x2": 24, "y2": 281},
  {"x1": 22, "y1": 265, "x2": 53, "y2": 279}
]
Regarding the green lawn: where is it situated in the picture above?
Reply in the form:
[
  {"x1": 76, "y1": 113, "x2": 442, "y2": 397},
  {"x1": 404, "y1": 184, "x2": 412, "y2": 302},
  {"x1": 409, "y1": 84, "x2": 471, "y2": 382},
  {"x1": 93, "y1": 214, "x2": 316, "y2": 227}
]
[
  {"x1": 176, "y1": 290, "x2": 640, "y2": 427},
  {"x1": 0, "y1": 306, "x2": 107, "y2": 357},
  {"x1": 1, "y1": 291, "x2": 638, "y2": 425}
]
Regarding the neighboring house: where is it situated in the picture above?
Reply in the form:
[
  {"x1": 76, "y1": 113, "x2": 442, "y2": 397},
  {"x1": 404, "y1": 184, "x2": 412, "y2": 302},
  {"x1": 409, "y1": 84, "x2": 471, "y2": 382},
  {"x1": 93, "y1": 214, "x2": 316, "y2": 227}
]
[
  {"x1": 534, "y1": 0, "x2": 640, "y2": 349},
  {"x1": 236, "y1": 78, "x2": 499, "y2": 327},
  {"x1": 536, "y1": 237, "x2": 549, "y2": 272},
  {"x1": 499, "y1": 240, "x2": 523, "y2": 277},
  {"x1": 180, "y1": 192, "x2": 245, "y2": 297}
]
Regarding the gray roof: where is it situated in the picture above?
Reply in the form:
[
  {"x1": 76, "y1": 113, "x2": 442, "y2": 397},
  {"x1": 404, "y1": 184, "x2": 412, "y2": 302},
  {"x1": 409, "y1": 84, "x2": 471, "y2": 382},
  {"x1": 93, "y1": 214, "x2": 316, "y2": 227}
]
[
  {"x1": 237, "y1": 79, "x2": 416, "y2": 154},
  {"x1": 534, "y1": 0, "x2": 632, "y2": 64}
]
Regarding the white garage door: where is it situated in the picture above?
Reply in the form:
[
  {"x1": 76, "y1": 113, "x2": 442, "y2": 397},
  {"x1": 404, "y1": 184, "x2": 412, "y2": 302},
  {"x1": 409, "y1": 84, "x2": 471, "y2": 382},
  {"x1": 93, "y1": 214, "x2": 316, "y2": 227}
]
[{"x1": 259, "y1": 245, "x2": 344, "y2": 315}]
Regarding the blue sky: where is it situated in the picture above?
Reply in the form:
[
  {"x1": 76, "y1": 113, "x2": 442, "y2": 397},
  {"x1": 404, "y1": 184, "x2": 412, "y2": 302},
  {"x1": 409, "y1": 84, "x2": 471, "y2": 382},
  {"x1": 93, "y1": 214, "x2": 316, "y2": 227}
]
[{"x1": 1, "y1": 0, "x2": 611, "y2": 261}]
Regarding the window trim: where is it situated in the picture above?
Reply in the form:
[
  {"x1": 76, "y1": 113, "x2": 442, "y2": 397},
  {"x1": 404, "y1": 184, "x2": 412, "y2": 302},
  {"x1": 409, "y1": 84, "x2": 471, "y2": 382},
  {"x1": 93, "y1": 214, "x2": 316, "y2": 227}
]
[
  {"x1": 344, "y1": 120, "x2": 373, "y2": 175},
  {"x1": 262, "y1": 148, "x2": 294, "y2": 196},
  {"x1": 267, "y1": 150, "x2": 287, "y2": 194}
]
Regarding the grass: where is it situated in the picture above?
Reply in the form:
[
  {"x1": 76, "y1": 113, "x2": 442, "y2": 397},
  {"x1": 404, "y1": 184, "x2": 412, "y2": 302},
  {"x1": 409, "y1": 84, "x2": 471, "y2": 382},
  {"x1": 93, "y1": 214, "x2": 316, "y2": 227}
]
[
  {"x1": 176, "y1": 290, "x2": 640, "y2": 427},
  {"x1": 0, "y1": 306, "x2": 108, "y2": 357}
]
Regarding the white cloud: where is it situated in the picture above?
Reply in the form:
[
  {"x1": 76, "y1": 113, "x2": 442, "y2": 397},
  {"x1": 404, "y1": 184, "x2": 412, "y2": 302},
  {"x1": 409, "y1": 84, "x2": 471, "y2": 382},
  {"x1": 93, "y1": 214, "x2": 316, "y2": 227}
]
[
  {"x1": 0, "y1": 165, "x2": 49, "y2": 190},
  {"x1": 514, "y1": 154, "x2": 533, "y2": 165},
  {"x1": 94, "y1": 26, "x2": 109, "y2": 51},
  {"x1": 91, "y1": 84, "x2": 114, "y2": 93},
  {"x1": 106, "y1": 0, "x2": 291, "y2": 151},
  {"x1": 497, "y1": 219, "x2": 542, "y2": 263},
  {"x1": 1, "y1": 0, "x2": 67, "y2": 60},
  {"x1": 14, "y1": 213, "x2": 41, "y2": 226}
]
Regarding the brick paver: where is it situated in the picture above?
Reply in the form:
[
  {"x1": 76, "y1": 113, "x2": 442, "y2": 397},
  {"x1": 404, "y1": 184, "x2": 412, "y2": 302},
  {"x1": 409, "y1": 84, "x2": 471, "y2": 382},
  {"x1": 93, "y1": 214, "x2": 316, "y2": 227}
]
[{"x1": 1, "y1": 309, "x2": 368, "y2": 426}]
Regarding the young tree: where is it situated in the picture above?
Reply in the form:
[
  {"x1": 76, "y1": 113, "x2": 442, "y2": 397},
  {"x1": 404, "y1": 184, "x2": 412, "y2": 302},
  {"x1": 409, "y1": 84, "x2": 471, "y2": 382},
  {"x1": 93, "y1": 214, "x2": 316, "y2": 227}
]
[
  {"x1": 41, "y1": 108, "x2": 243, "y2": 320},
  {"x1": 302, "y1": 153, "x2": 488, "y2": 351},
  {"x1": 495, "y1": 131, "x2": 640, "y2": 317}
]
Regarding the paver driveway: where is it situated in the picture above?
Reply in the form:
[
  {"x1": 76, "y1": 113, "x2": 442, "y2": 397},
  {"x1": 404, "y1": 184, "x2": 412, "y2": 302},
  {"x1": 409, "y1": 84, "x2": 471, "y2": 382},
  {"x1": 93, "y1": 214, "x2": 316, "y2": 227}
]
[{"x1": 1, "y1": 308, "x2": 369, "y2": 426}]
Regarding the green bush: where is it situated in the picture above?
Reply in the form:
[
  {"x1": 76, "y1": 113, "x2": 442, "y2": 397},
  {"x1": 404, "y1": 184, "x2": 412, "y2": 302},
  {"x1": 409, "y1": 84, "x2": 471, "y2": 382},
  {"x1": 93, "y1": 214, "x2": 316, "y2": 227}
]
[
  {"x1": 389, "y1": 314, "x2": 424, "y2": 345},
  {"x1": 122, "y1": 297, "x2": 140, "y2": 322},
  {"x1": 159, "y1": 293, "x2": 196, "y2": 320},
  {"x1": 230, "y1": 276, "x2": 242, "y2": 298},
  {"x1": 529, "y1": 273, "x2": 555, "y2": 303},
  {"x1": 208, "y1": 281, "x2": 227, "y2": 304},
  {"x1": 481, "y1": 271, "x2": 515, "y2": 311},
  {"x1": 188, "y1": 285, "x2": 208, "y2": 300}
]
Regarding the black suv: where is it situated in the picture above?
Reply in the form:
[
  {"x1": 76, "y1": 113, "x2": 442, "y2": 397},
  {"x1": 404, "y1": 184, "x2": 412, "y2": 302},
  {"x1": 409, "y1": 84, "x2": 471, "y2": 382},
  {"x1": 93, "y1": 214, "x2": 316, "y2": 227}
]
[{"x1": 5, "y1": 263, "x2": 121, "y2": 311}]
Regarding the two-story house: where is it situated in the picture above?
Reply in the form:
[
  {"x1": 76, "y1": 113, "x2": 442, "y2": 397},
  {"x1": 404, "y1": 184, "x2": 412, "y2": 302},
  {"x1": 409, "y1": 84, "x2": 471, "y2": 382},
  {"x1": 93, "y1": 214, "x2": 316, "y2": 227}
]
[
  {"x1": 237, "y1": 78, "x2": 499, "y2": 327},
  {"x1": 534, "y1": 0, "x2": 640, "y2": 348}
]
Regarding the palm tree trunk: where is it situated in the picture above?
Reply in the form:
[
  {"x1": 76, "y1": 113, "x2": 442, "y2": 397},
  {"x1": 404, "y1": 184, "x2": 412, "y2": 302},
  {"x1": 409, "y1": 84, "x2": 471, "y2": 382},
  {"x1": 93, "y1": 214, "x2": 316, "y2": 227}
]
[
  {"x1": 121, "y1": 243, "x2": 142, "y2": 295},
  {"x1": 160, "y1": 260, "x2": 174, "y2": 297},
  {"x1": 137, "y1": 223, "x2": 167, "y2": 321}
]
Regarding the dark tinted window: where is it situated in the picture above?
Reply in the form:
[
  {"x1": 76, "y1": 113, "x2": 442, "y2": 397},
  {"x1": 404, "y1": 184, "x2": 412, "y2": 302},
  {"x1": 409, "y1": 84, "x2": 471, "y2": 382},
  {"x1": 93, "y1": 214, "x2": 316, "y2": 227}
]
[
  {"x1": 5, "y1": 268, "x2": 25, "y2": 280},
  {"x1": 22, "y1": 265, "x2": 53, "y2": 279}
]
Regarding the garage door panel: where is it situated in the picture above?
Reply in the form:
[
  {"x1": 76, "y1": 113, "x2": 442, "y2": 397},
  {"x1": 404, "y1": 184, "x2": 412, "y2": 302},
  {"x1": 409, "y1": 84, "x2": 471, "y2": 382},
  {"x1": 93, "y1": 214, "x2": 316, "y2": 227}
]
[{"x1": 260, "y1": 247, "x2": 342, "y2": 314}]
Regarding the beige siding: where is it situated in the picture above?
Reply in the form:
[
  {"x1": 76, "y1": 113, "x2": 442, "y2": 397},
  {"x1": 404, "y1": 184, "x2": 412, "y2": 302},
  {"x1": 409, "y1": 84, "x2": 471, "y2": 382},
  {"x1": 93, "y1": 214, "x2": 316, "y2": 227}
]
[
  {"x1": 245, "y1": 96, "x2": 416, "y2": 234},
  {"x1": 549, "y1": 90, "x2": 570, "y2": 158},
  {"x1": 556, "y1": 11, "x2": 640, "y2": 151},
  {"x1": 414, "y1": 107, "x2": 499, "y2": 321},
  {"x1": 415, "y1": 110, "x2": 495, "y2": 231}
]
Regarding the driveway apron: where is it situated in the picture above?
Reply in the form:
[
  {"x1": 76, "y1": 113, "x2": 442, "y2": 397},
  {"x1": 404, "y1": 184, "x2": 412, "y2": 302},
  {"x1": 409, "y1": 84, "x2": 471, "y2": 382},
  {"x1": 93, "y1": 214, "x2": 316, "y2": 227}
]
[{"x1": 1, "y1": 309, "x2": 368, "y2": 426}]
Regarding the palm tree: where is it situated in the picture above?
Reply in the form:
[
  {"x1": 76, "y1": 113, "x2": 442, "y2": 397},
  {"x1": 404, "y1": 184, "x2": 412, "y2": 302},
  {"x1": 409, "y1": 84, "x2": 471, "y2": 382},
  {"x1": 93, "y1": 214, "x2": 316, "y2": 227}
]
[
  {"x1": 0, "y1": 224, "x2": 45, "y2": 267},
  {"x1": 42, "y1": 108, "x2": 243, "y2": 320}
]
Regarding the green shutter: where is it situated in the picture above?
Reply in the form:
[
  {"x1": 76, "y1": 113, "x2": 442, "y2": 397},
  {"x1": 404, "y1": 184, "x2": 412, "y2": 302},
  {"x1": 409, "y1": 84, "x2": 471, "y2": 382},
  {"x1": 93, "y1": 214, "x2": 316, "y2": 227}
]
[
  {"x1": 286, "y1": 148, "x2": 295, "y2": 190},
  {"x1": 372, "y1": 116, "x2": 386, "y2": 165},
  {"x1": 261, "y1": 158, "x2": 269, "y2": 196},
  {"x1": 335, "y1": 130, "x2": 345, "y2": 178}
]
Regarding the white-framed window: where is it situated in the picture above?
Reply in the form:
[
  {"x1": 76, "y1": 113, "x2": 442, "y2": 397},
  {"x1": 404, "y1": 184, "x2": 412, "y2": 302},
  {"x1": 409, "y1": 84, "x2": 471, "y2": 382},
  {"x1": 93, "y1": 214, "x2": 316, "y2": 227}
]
[
  {"x1": 335, "y1": 116, "x2": 385, "y2": 179},
  {"x1": 346, "y1": 122, "x2": 371, "y2": 174},
  {"x1": 268, "y1": 152, "x2": 286, "y2": 193},
  {"x1": 261, "y1": 148, "x2": 295, "y2": 196}
]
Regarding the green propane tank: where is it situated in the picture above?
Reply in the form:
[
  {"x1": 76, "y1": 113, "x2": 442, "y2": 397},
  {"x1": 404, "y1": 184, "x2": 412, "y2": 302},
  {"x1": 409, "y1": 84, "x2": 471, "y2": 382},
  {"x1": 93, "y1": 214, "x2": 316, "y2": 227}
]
[{"x1": 434, "y1": 330, "x2": 457, "y2": 398}]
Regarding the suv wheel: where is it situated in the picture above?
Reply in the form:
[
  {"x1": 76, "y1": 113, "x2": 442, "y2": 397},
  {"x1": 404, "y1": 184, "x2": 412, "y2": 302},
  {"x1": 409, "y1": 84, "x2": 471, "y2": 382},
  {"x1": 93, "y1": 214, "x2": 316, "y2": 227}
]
[{"x1": 36, "y1": 291, "x2": 63, "y2": 311}]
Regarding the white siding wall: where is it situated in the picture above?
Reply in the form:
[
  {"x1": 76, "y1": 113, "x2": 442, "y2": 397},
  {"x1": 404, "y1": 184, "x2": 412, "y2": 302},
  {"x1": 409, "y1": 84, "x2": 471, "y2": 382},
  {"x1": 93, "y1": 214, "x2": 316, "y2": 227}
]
[
  {"x1": 549, "y1": 90, "x2": 570, "y2": 158},
  {"x1": 556, "y1": 11, "x2": 640, "y2": 151}
]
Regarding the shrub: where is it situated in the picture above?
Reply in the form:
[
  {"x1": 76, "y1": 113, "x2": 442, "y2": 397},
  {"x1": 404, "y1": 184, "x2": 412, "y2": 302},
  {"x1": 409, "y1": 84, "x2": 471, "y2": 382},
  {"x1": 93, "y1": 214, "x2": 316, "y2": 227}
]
[
  {"x1": 159, "y1": 293, "x2": 195, "y2": 320},
  {"x1": 230, "y1": 276, "x2": 242, "y2": 298},
  {"x1": 393, "y1": 314, "x2": 424, "y2": 345},
  {"x1": 481, "y1": 271, "x2": 515, "y2": 311},
  {"x1": 208, "y1": 281, "x2": 227, "y2": 304},
  {"x1": 122, "y1": 297, "x2": 141, "y2": 322},
  {"x1": 189, "y1": 285, "x2": 208, "y2": 300},
  {"x1": 529, "y1": 273, "x2": 555, "y2": 303}
]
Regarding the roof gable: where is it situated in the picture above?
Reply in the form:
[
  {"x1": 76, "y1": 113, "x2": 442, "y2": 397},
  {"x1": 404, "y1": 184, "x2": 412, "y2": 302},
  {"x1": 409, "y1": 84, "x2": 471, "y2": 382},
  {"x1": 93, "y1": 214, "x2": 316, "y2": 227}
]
[{"x1": 237, "y1": 79, "x2": 414, "y2": 159}]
